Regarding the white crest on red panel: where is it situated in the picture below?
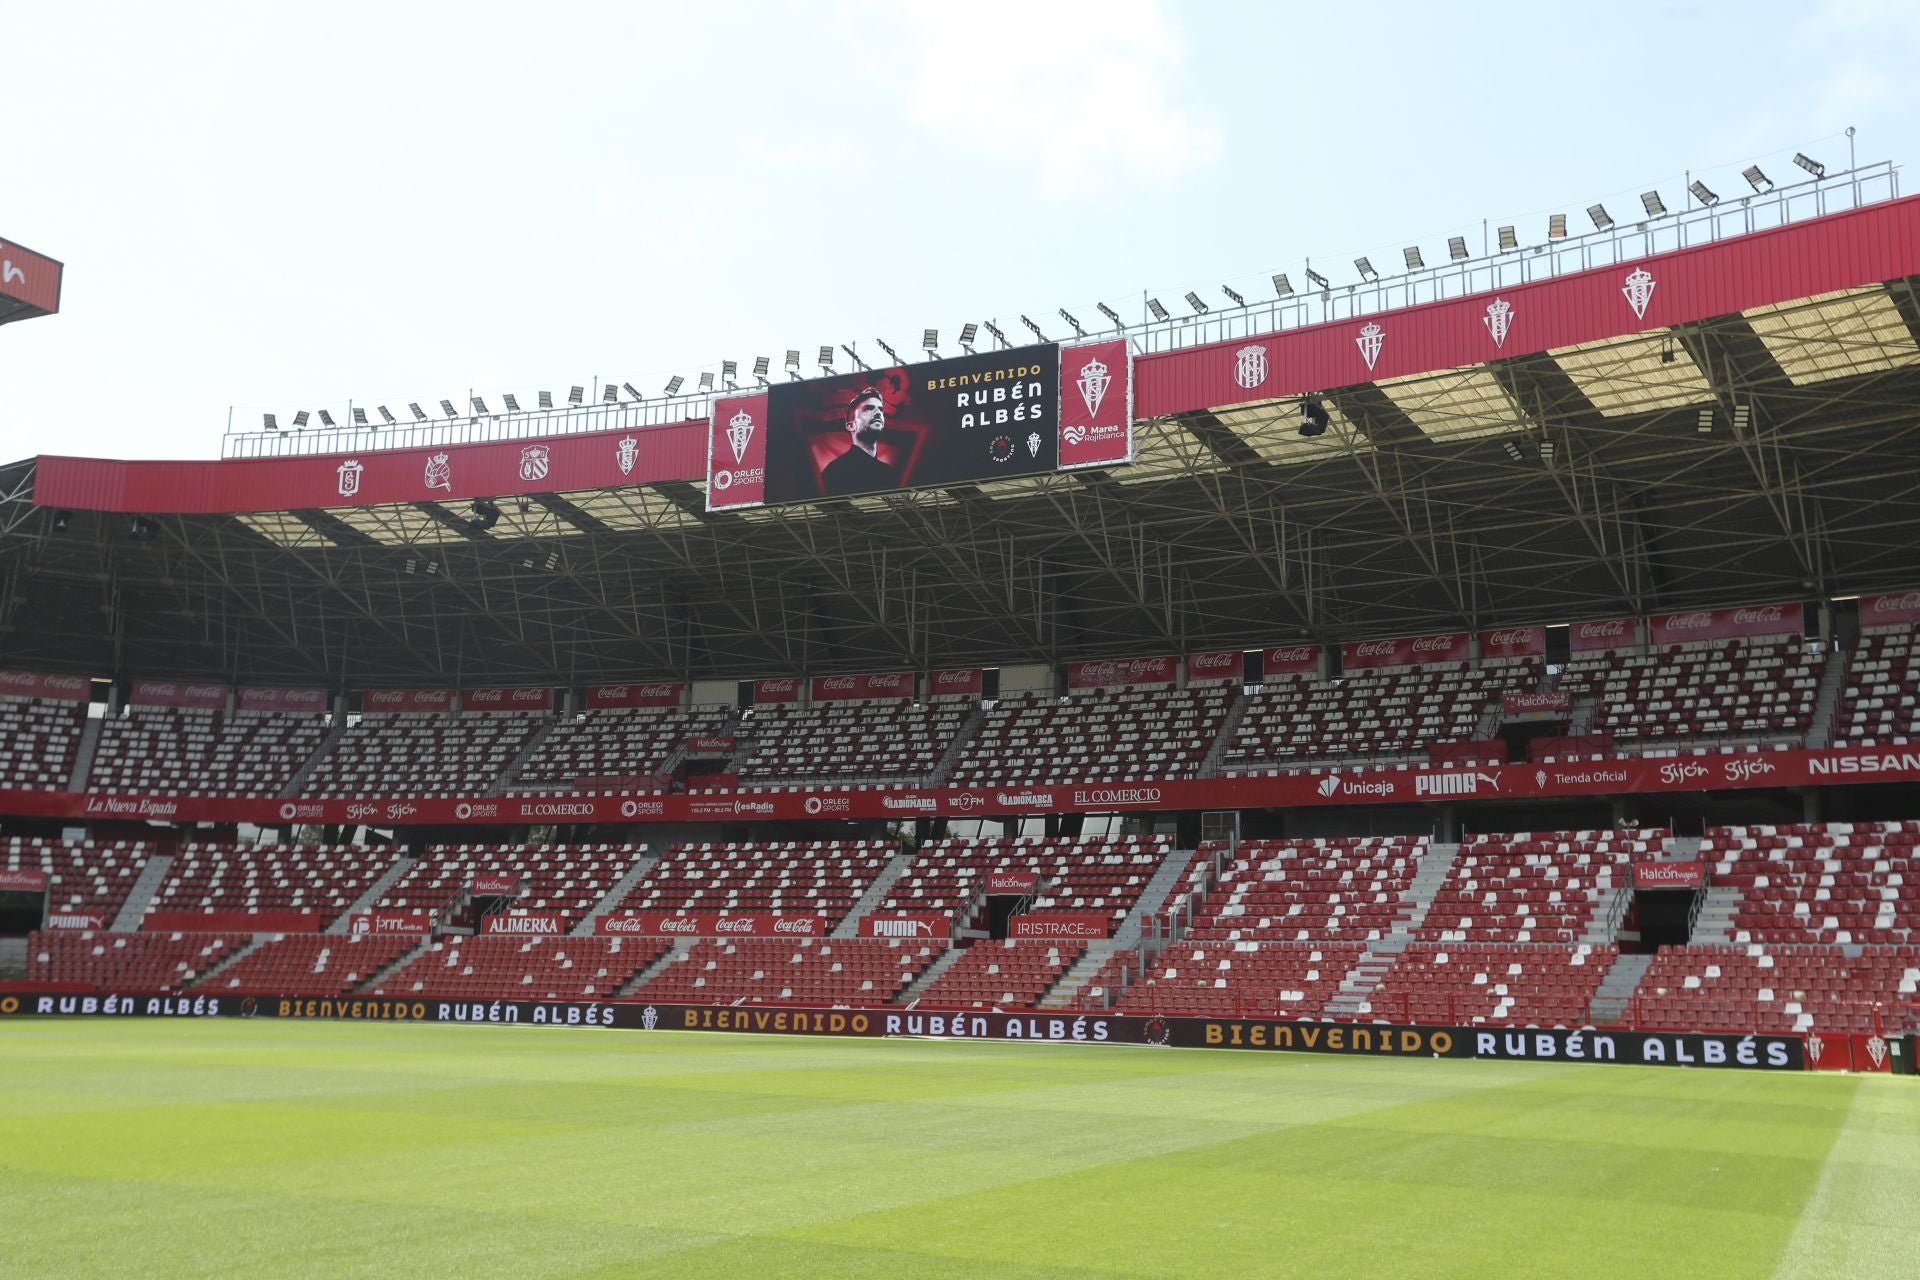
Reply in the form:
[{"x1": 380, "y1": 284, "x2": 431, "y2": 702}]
[
  {"x1": 518, "y1": 444, "x2": 550, "y2": 482},
  {"x1": 336, "y1": 458, "x2": 364, "y2": 498},
  {"x1": 1484, "y1": 298, "x2": 1513, "y2": 349},
  {"x1": 423, "y1": 452, "x2": 452, "y2": 492},
  {"x1": 616, "y1": 435, "x2": 638, "y2": 476},
  {"x1": 727, "y1": 410, "x2": 755, "y2": 465},
  {"x1": 1234, "y1": 344, "x2": 1269, "y2": 390},
  {"x1": 1356, "y1": 322, "x2": 1384, "y2": 371},
  {"x1": 1076, "y1": 355, "x2": 1111, "y2": 417},
  {"x1": 1622, "y1": 267, "x2": 1657, "y2": 320}
]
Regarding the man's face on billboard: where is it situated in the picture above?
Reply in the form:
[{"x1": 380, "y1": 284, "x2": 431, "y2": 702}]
[{"x1": 847, "y1": 395, "x2": 885, "y2": 448}]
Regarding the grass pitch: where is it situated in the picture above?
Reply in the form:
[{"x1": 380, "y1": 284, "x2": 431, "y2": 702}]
[{"x1": 1, "y1": 1020, "x2": 1916, "y2": 1278}]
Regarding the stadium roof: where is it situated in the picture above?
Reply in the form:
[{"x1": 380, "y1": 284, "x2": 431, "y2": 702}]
[{"x1": 5, "y1": 191, "x2": 1920, "y2": 689}]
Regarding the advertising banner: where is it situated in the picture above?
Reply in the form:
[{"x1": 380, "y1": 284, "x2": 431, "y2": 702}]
[
  {"x1": 1480, "y1": 627, "x2": 1546, "y2": 659},
  {"x1": 1183, "y1": 650, "x2": 1241, "y2": 686},
  {"x1": 858, "y1": 914, "x2": 952, "y2": 940},
  {"x1": 471, "y1": 874, "x2": 521, "y2": 896},
  {"x1": 1262, "y1": 645, "x2": 1322, "y2": 678},
  {"x1": 706, "y1": 392, "x2": 768, "y2": 510},
  {"x1": 43, "y1": 912, "x2": 107, "y2": 930},
  {"x1": 460, "y1": 687, "x2": 554, "y2": 713},
  {"x1": 141, "y1": 909, "x2": 326, "y2": 933},
  {"x1": 237, "y1": 687, "x2": 328, "y2": 713},
  {"x1": 0, "y1": 236, "x2": 64, "y2": 315},
  {"x1": 1805, "y1": 1031, "x2": 1893, "y2": 1073},
  {"x1": 1649, "y1": 603, "x2": 1803, "y2": 646},
  {"x1": 1066, "y1": 656, "x2": 1178, "y2": 690},
  {"x1": 1633, "y1": 861, "x2": 1707, "y2": 890},
  {"x1": 1009, "y1": 913, "x2": 1109, "y2": 939},
  {"x1": 1859, "y1": 590, "x2": 1920, "y2": 630},
  {"x1": 928, "y1": 668, "x2": 984, "y2": 698},
  {"x1": 753, "y1": 678, "x2": 801, "y2": 705},
  {"x1": 362, "y1": 689, "x2": 454, "y2": 714},
  {"x1": 1503, "y1": 690, "x2": 1572, "y2": 715},
  {"x1": 595, "y1": 912, "x2": 828, "y2": 938},
  {"x1": 759, "y1": 344, "x2": 1059, "y2": 505},
  {"x1": 130, "y1": 681, "x2": 228, "y2": 710},
  {"x1": 1342, "y1": 632, "x2": 1469, "y2": 670},
  {"x1": 810, "y1": 672, "x2": 914, "y2": 703},
  {"x1": 1057, "y1": 339, "x2": 1133, "y2": 470},
  {"x1": 685, "y1": 736, "x2": 736, "y2": 755},
  {"x1": 586, "y1": 682, "x2": 685, "y2": 709},
  {"x1": 0, "y1": 670, "x2": 90, "y2": 702},
  {"x1": 347, "y1": 911, "x2": 433, "y2": 936},
  {"x1": 482, "y1": 913, "x2": 567, "y2": 936},
  {"x1": 986, "y1": 871, "x2": 1039, "y2": 894},
  {"x1": 0, "y1": 869, "x2": 50, "y2": 891},
  {"x1": 1569, "y1": 617, "x2": 1640, "y2": 653}
]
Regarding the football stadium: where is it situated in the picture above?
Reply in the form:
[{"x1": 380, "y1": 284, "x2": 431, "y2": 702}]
[{"x1": 7, "y1": 25, "x2": 1920, "y2": 1275}]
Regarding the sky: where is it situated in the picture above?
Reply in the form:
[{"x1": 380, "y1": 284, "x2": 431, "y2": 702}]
[{"x1": 3, "y1": 0, "x2": 1918, "y2": 462}]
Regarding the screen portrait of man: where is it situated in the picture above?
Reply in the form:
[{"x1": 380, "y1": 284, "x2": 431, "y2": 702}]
[{"x1": 820, "y1": 389, "x2": 900, "y2": 496}]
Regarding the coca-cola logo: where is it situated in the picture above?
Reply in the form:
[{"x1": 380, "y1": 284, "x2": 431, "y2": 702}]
[
  {"x1": 1268, "y1": 646, "x2": 1314, "y2": 663},
  {"x1": 146, "y1": 683, "x2": 179, "y2": 695},
  {"x1": 934, "y1": 670, "x2": 973, "y2": 687},
  {"x1": 637, "y1": 684, "x2": 677, "y2": 697},
  {"x1": 1658, "y1": 761, "x2": 1711, "y2": 785},
  {"x1": 822, "y1": 677, "x2": 857, "y2": 690},
  {"x1": 185, "y1": 685, "x2": 224, "y2": 700},
  {"x1": 1872, "y1": 592, "x2": 1920, "y2": 615},
  {"x1": 772, "y1": 918, "x2": 817, "y2": 934},
  {"x1": 660, "y1": 917, "x2": 698, "y2": 933},
  {"x1": 469, "y1": 690, "x2": 504, "y2": 703},
  {"x1": 603, "y1": 916, "x2": 645, "y2": 933},
  {"x1": 1353, "y1": 640, "x2": 1398, "y2": 657},
  {"x1": 1578, "y1": 620, "x2": 1628, "y2": 638},
  {"x1": 1662, "y1": 612, "x2": 1714, "y2": 631},
  {"x1": 1191, "y1": 652, "x2": 1235, "y2": 669},
  {"x1": 1731, "y1": 606, "x2": 1784, "y2": 625},
  {"x1": 1486, "y1": 629, "x2": 1533, "y2": 648},
  {"x1": 510, "y1": 688, "x2": 546, "y2": 703},
  {"x1": 1411, "y1": 635, "x2": 1457, "y2": 653},
  {"x1": 716, "y1": 917, "x2": 755, "y2": 933},
  {"x1": 759, "y1": 679, "x2": 797, "y2": 693},
  {"x1": 599, "y1": 686, "x2": 629, "y2": 698}
]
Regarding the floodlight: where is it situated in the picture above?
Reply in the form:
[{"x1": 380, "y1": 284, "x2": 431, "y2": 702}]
[
  {"x1": 697, "y1": 372, "x2": 714, "y2": 393},
  {"x1": 620, "y1": 385, "x2": 641, "y2": 402},
  {"x1": 1354, "y1": 257, "x2": 1378, "y2": 281},
  {"x1": 1547, "y1": 214, "x2": 1568, "y2": 239},
  {"x1": 1058, "y1": 308, "x2": 1087, "y2": 337},
  {"x1": 922, "y1": 329, "x2": 939, "y2": 352},
  {"x1": 982, "y1": 320, "x2": 1010, "y2": 348},
  {"x1": 1448, "y1": 236, "x2": 1469, "y2": 261},
  {"x1": 1305, "y1": 268, "x2": 1330, "y2": 291},
  {"x1": 1298, "y1": 399, "x2": 1329, "y2": 438},
  {"x1": 352, "y1": 407, "x2": 368, "y2": 426},
  {"x1": 1221, "y1": 285, "x2": 1245, "y2": 307},
  {"x1": 959, "y1": 322, "x2": 980, "y2": 349},
  {"x1": 817, "y1": 345, "x2": 834, "y2": 367},
  {"x1": 469, "y1": 397, "x2": 487, "y2": 416},
  {"x1": 1497, "y1": 225, "x2": 1518, "y2": 251},
  {"x1": 1641, "y1": 190, "x2": 1667, "y2": 217},
  {"x1": 1094, "y1": 304, "x2": 1123, "y2": 329},
  {"x1": 721, "y1": 360, "x2": 738, "y2": 386},
  {"x1": 263, "y1": 413, "x2": 278, "y2": 431},
  {"x1": 409, "y1": 403, "x2": 427, "y2": 421},
  {"x1": 1793, "y1": 152, "x2": 1825, "y2": 178},
  {"x1": 568, "y1": 386, "x2": 585, "y2": 405},
  {"x1": 1539, "y1": 437, "x2": 1556, "y2": 464},
  {"x1": 873, "y1": 339, "x2": 901, "y2": 364},
  {"x1": 439, "y1": 399, "x2": 457, "y2": 417},
  {"x1": 1183, "y1": 291, "x2": 1208, "y2": 315},
  {"x1": 379, "y1": 405, "x2": 397, "y2": 424},
  {"x1": 839, "y1": 344, "x2": 868, "y2": 371},
  {"x1": 318, "y1": 409, "x2": 336, "y2": 428},
  {"x1": 665, "y1": 376, "x2": 684, "y2": 396},
  {"x1": 602, "y1": 384, "x2": 618, "y2": 403},
  {"x1": 1403, "y1": 246, "x2": 1424, "y2": 270},
  {"x1": 1732, "y1": 403, "x2": 1751, "y2": 432},
  {"x1": 1146, "y1": 298, "x2": 1169, "y2": 321},
  {"x1": 1743, "y1": 165, "x2": 1772, "y2": 193},
  {"x1": 1689, "y1": 180, "x2": 1719, "y2": 206},
  {"x1": 752, "y1": 356, "x2": 770, "y2": 384},
  {"x1": 293, "y1": 411, "x2": 310, "y2": 429},
  {"x1": 1502, "y1": 438, "x2": 1524, "y2": 461},
  {"x1": 1587, "y1": 203, "x2": 1613, "y2": 231},
  {"x1": 1019, "y1": 315, "x2": 1048, "y2": 342},
  {"x1": 538, "y1": 391, "x2": 553, "y2": 409},
  {"x1": 1696, "y1": 407, "x2": 1715, "y2": 434},
  {"x1": 1272, "y1": 273, "x2": 1293, "y2": 297},
  {"x1": 502, "y1": 394, "x2": 520, "y2": 413}
]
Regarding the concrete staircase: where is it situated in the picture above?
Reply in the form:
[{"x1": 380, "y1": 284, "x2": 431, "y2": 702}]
[
  {"x1": 1589, "y1": 951, "x2": 1655, "y2": 1024},
  {"x1": 354, "y1": 938, "x2": 436, "y2": 995},
  {"x1": 189, "y1": 935, "x2": 269, "y2": 988},
  {"x1": 1805, "y1": 644, "x2": 1850, "y2": 748},
  {"x1": 1038, "y1": 939, "x2": 1118, "y2": 1009},
  {"x1": 279, "y1": 720, "x2": 348, "y2": 799},
  {"x1": 926, "y1": 705, "x2": 987, "y2": 787},
  {"x1": 324, "y1": 852, "x2": 416, "y2": 934},
  {"x1": 492, "y1": 718, "x2": 559, "y2": 792},
  {"x1": 1109, "y1": 847, "x2": 1201, "y2": 952},
  {"x1": 1568, "y1": 694, "x2": 1599, "y2": 735},
  {"x1": 1199, "y1": 691, "x2": 1252, "y2": 777},
  {"x1": 66, "y1": 713, "x2": 105, "y2": 791},
  {"x1": 832, "y1": 849, "x2": 921, "y2": 938},
  {"x1": 1690, "y1": 885, "x2": 1744, "y2": 944},
  {"x1": 109, "y1": 854, "x2": 174, "y2": 931},
  {"x1": 617, "y1": 938, "x2": 694, "y2": 996},
  {"x1": 572, "y1": 851, "x2": 659, "y2": 936},
  {"x1": 0, "y1": 936, "x2": 27, "y2": 979},
  {"x1": 895, "y1": 946, "x2": 966, "y2": 1004},
  {"x1": 1322, "y1": 841, "x2": 1459, "y2": 1019}
]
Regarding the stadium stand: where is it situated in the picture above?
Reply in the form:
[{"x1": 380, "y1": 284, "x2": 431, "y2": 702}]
[
  {"x1": 1561, "y1": 638, "x2": 1826, "y2": 748},
  {"x1": 0, "y1": 691, "x2": 87, "y2": 791},
  {"x1": 1415, "y1": 830, "x2": 1655, "y2": 943},
  {"x1": 601, "y1": 839, "x2": 893, "y2": 929},
  {"x1": 87, "y1": 704, "x2": 331, "y2": 797},
  {"x1": 141, "y1": 843, "x2": 398, "y2": 931},
  {"x1": 372, "y1": 934, "x2": 666, "y2": 1000},
  {"x1": 305, "y1": 711, "x2": 547, "y2": 798},
  {"x1": 509, "y1": 703, "x2": 734, "y2": 793},
  {"x1": 1181, "y1": 836, "x2": 1427, "y2": 943},
  {"x1": 4, "y1": 836, "x2": 153, "y2": 925},
  {"x1": 948, "y1": 686, "x2": 1229, "y2": 787},
  {"x1": 873, "y1": 835, "x2": 1171, "y2": 930},
  {"x1": 1118, "y1": 942, "x2": 1366, "y2": 1017},
  {"x1": 374, "y1": 843, "x2": 642, "y2": 931},
  {"x1": 1702, "y1": 822, "x2": 1920, "y2": 945},
  {"x1": 1363, "y1": 943, "x2": 1618, "y2": 1027},
  {"x1": 28, "y1": 929, "x2": 241, "y2": 992},
  {"x1": 1632, "y1": 944, "x2": 1917, "y2": 1034},
  {"x1": 1833, "y1": 624, "x2": 1918, "y2": 745},
  {"x1": 738, "y1": 700, "x2": 969, "y2": 785},
  {"x1": 916, "y1": 939, "x2": 1085, "y2": 1008},
  {"x1": 196, "y1": 932, "x2": 421, "y2": 996},
  {"x1": 630, "y1": 937, "x2": 941, "y2": 1005}
]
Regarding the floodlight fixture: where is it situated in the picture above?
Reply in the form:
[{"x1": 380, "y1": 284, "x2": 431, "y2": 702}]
[
  {"x1": 1696, "y1": 407, "x2": 1715, "y2": 434},
  {"x1": 1448, "y1": 236, "x2": 1469, "y2": 261},
  {"x1": 501, "y1": 394, "x2": 520, "y2": 413},
  {"x1": 568, "y1": 385, "x2": 585, "y2": 405},
  {"x1": 1641, "y1": 190, "x2": 1667, "y2": 217},
  {"x1": 1146, "y1": 297, "x2": 1169, "y2": 321},
  {"x1": 721, "y1": 359, "x2": 738, "y2": 387},
  {"x1": 538, "y1": 391, "x2": 553, "y2": 409},
  {"x1": 602, "y1": 383, "x2": 618, "y2": 403},
  {"x1": 959, "y1": 321, "x2": 980, "y2": 350},
  {"x1": 1497, "y1": 225, "x2": 1518, "y2": 251},
  {"x1": 1221, "y1": 285, "x2": 1245, "y2": 307},
  {"x1": 1547, "y1": 214, "x2": 1568, "y2": 239},
  {"x1": 1793, "y1": 152, "x2": 1825, "y2": 178},
  {"x1": 817, "y1": 345, "x2": 835, "y2": 368},
  {"x1": 1018, "y1": 315, "x2": 1047, "y2": 343},
  {"x1": 621, "y1": 382, "x2": 641, "y2": 401},
  {"x1": 1539, "y1": 437, "x2": 1556, "y2": 464},
  {"x1": 752, "y1": 356, "x2": 771, "y2": 385},
  {"x1": 839, "y1": 344, "x2": 868, "y2": 371},
  {"x1": 293, "y1": 411, "x2": 310, "y2": 429},
  {"x1": 1743, "y1": 165, "x2": 1772, "y2": 193},
  {"x1": 1298, "y1": 398, "x2": 1329, "y2": 438},
  {"x1": 1354, "y1": 256, "x2": 1378, "y2": 281},
  {"x1": 1403, "y1": 246, "x2": 1424, "y2": 270},
  {"x1": 263, "y1": 413, "x2": 278, "y2": 431},
  {"x1": 1272, "y1": 273, "x2": 1293, "y2": 297},
  {"x1": 1732, "y1": 402, "x2": 1751, "y2": 433},
  {"x1": 468, "y1": 397, "x2": 487, "y2": 416},
  {"x1": 1304, "y1": 267, "x2": 1330, "y2": 291},
  {"x1": 921, "y1": 329, "x2": 939, "y2": 353},
  {"x1": 664, "y1": 375, "x2": 684, "y2": 396},
  {"x1": 874, "y1": 339, "x2": 901, "y2": 364},
  {"x1": 1058, "y1": 308, "x2": 1087, "y2": 337},
  {"x1": 982, "y1": 320, "x2": 1010, "y2": 349},
  {"x1": 352, "y1": 407, "x2": 368, "y2": 426},
  {"x1": 697, "y1": 371, "x2": 715, "y2": 393},
  {"x1": 1094, "y1": 303, "x2": 1123, "y2": 329},
  {"x1": 379, "y1": 405, "x2": 397, "y2": 424},
  {"x1": 318, "y1": 409, "x2": 336, "y2": 428},
  {"x1": 408, "y1": 403, "x2": 427, "y2": 421},
  {"x1": 435, "y1": 399, "x2": 454, "y2": 418},
  {"x1": 1689, "y1": 180, "x2": 1719, "y2": 206},
  {"x1": 1587, "y1": 203, "x2": 1614, "y2": 231},
  {"x1": 1501, "y1": 438, "x2": 1524, "y2": 462},
  {"x1": 1183, "y1": 291, "x2": 1209, "y2": 315}
]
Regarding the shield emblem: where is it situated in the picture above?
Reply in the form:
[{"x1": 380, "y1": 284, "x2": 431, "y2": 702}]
[{"x1": 519, "y1": 445, "x2": 550, "y2": 482}]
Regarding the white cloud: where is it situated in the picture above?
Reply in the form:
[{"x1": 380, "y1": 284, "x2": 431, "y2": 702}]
[{"x1": 885, "y1": 0, "x2": 1222, "y2": 201}]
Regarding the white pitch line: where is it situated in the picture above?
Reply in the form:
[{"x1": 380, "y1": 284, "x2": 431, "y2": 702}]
[{"x1": 1774, "y1": 1079, "x2": 1918, "y2": 1280}]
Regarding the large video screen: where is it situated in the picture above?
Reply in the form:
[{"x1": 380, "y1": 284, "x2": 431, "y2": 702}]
[{"x1": 762, "y1": 344, "x2": 1060, "y2": 502}]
